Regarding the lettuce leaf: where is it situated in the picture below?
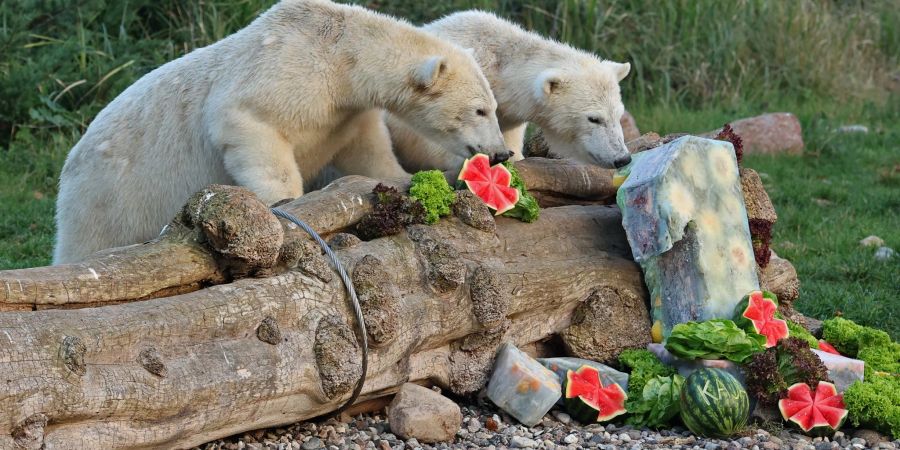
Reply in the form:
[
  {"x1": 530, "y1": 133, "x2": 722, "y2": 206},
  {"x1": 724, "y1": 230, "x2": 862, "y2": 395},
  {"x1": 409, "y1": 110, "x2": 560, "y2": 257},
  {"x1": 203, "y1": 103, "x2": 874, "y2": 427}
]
[
  {"x1": 625, "y1": 374, "x2": 685, "y2": 428},
  {"x1": 665, "y1": 319, "x2": 766, "y2": 363}
]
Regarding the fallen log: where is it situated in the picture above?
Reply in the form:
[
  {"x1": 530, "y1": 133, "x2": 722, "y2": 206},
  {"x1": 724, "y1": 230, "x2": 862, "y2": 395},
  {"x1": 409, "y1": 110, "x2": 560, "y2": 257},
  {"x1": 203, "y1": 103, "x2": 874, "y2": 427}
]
[{"x1": 0, "y1": 158, "x2": 802, "y2": 449}]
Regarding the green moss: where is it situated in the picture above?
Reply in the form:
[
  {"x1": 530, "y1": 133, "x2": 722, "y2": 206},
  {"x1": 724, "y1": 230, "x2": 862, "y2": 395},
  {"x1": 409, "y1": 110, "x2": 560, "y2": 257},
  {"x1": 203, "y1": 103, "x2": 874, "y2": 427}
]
[
  {"x1": 786, "y1": 320, "x2": 819, "y2": 349},
  {"x1": 843, "y1": 375, "x2": 900, "y2": 439},
  {"x1": 618, "y1": 349, "x2": 676, "y2": 399},
  {"x1": 409, "y1": 170, "x2": 454, "y2": 224}
]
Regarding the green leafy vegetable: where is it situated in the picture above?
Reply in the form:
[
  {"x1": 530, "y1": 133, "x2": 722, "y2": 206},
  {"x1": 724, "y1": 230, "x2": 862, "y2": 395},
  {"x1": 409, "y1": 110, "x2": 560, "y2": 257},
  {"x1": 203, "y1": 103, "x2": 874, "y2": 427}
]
[
  {"x1": 858, "y1": 343, "x2": 900, "y2": 376},
  {"x1": 356, "y1": 183, "x2": 425, "y2": 240},
  {"x1": 665, "y1": 319, "x2": 766, "y2": 363},
  {"x1": 626, "y1": 374, "x2": 685, "y2": 428},
  {"x1": 618, "y1": 349, "x2": 676, "y2": 399},
  {"x1": 744, "y1": 337, "x2": 831, "y2": 407},
  {"x1": 843, "y1": 375, "x2": 900, "y2": 438},
  {"x1": 822, "y1": 317, "x2": 891, "y2": 357},
  {"x1": 501, "y1": 161, "x2": 540, "y2": 223},
  {"x1": 409, "y1": 170, "x2": 455, "y2": 224},
  {"x1": 786, "y1": 320, "x2": 819, "y2": 349}
]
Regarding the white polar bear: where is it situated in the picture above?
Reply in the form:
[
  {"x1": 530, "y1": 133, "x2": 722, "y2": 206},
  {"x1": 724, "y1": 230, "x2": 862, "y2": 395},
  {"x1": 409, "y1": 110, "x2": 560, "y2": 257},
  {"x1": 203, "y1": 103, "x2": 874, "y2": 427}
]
[
  {"x1": 53, "y1": 0, "x2": 509, "y2": 264},
  {"x1": 390, "y1": 11, "x2": 632, "y2": 172}
]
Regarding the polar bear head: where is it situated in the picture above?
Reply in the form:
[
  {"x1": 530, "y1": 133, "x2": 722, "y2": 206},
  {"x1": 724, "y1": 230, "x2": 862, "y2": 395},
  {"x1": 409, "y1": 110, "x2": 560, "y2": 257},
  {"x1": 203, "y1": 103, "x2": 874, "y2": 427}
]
[
  {"x1": 532, "y1": 60, "x2": 632, "y2": 169},
  {"x1": 396, "y1": 51, "x2": 509, "y2": 163}
]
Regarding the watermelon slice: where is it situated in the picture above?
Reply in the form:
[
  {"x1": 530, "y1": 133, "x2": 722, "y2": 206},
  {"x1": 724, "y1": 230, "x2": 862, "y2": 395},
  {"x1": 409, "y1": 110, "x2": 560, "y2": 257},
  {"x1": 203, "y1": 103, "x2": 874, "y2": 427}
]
[
  {"x1": 458, "y1": 154, "x2": 520, "y2": 215},
  {"x1": 733, "y1": 290, "x2": 789, "y2": 348},
  {"x1": 564, "y1": 365, "x2": 627, "y2": 423},
  {"x1": 817, "y1": 340, "x2": 841, "y2": 355},
  {"x1": 778, "y1": 381, "x2": 848, "y2": 436}
]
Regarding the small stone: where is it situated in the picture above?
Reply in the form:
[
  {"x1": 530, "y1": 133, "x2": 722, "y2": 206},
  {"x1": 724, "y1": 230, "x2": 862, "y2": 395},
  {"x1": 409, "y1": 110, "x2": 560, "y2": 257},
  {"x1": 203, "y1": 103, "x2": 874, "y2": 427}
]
[
  {"x1": 301, "y1": 438, "x2": 324, "y2": 450},
  {"x1": 860, "y1": 236, "x2": 885, "y2": 247},
  {"x1": 387, "y1": 383, "x2": 462, "y2": 443},
  {"x1": 705, "y1": 443, "x2": 720, "y2": 450},
  {"x1": 509, "y1": 436, "x2": 537, "y2": 448},
  {"x1": 851, "y1": 438, "x2": 868, "y2": 446},
  {"x1": 619, "y1": 433, "x2": 631, "y2": 443},
  {"x1": 542, "y1": 439, "x2": 555, "y2": 449},
  {"x1": 552, "y1": 411, "x2": 572, "y2": 425},
  {"x1": 763, "y1": 443, "x2": 780, "y2": 450},
  {"x1": 815, "y1": 443, "x2": 835, "y2": 450},
  {"x1": 378, "y1": 441, "x2": 391, "y2": 450},
  {"x1": 875, "y1": 246, "x2": 896, "y2": 261},
  {"x1": 466, "y1": 418, "x2": 481, "y2": 433},
  {"x1": 627, "y1": 430, "x2": 642, "y2": 441},
  {"x1": 563, "y1": 434, "x2": 578, "y2": 444}
]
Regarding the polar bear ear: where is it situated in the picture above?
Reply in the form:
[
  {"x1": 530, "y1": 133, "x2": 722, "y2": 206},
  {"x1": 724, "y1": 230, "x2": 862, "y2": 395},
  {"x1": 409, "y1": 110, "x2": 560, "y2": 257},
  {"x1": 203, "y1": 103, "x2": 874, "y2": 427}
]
[
  {"x1": 533, "y1": 69, "x2": 563, "y2": 100},
  {"x1": 413, "y1": 56, "x2": 448, "y2": 89},
  {"x1": 609, "y1": 61, "x2": 631, "y2": 82}
]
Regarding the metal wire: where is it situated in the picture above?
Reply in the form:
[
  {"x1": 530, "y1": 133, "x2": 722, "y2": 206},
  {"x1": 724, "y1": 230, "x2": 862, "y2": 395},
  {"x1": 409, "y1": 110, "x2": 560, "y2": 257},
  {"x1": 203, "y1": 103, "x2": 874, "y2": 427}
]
[{"x1": 271, "y1": 207, "x2": 368, "y2": 414}]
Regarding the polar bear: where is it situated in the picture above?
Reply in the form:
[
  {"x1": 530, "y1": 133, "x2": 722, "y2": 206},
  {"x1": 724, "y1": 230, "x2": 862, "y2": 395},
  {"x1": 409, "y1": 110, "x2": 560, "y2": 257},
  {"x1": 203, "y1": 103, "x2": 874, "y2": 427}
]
[
  {"x1": 53, "y1": 0, "x2": 508, "y2": 264},
  {"x1": 390, "y1": 11, "x2": 632, "y2": 172}
]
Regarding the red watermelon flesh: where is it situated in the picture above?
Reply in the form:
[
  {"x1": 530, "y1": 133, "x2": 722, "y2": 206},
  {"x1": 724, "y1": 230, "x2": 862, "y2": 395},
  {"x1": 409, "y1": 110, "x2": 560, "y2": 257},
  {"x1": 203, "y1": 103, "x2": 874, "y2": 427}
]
[
  {"x1": 778, "y1": 381, "x2": 847, "y2": 434},
  {"x1": 740, "y1": 290, "x2": 789, "y2": 347},
  {"x1": 817, "y1": 340, "x2": 841, "y2": 355},
  {"x1": 564, "y1": 366, "x2": 627, "y2": 422},
  {"x1": 458, "y1": 154, "x2": 520, "y2": 215}
]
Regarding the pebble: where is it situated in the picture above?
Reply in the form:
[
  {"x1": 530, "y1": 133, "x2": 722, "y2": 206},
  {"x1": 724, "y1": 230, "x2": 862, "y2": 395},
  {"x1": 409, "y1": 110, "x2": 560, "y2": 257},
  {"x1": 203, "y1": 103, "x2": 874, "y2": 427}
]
[
  {"x1": 301, "y1": 437, "x2": 324, "y2": 450},
  {"x1": 509, "y1": 436, "x2": 537, "y2": 448},
  {"x1": 619, "y1": 432, "x2": 632, "y2": 442},
  {"x1": 563, "y1": 434, "x2": 578, "y2": 444}
]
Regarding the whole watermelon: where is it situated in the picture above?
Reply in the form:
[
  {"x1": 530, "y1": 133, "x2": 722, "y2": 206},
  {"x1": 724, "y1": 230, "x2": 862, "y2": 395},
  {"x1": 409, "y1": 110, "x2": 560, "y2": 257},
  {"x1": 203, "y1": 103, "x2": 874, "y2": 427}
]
[{"x1": 680, "y1": 368, "x2": 750, "y2": 438}]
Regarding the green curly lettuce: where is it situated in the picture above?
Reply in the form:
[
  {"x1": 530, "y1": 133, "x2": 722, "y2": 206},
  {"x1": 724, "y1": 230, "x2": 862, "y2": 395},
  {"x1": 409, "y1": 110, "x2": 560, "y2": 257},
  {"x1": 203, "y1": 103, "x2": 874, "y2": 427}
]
[
  {"x1": 625, "y1": 374, "x2": 685, "y2": 428},
  {"x1": 665, "y1": 319, "x2": 766, "y2": 363},
  {"x1": 822, "y1": 317, "x2": 891, "y2": 357},
  {"x1": 786, "y1": 320, "x2": 819, "y2": 349},
  {"x1": 501, "y1": 161, "x2": 539, "y2": 223},
  {"x1": 618, "y1": 349, "x2": 676, "y2": 399},
  {"x1": 843, "y1": 375, "x2": 900, "y2": 439},
  {"x1": 409, "y1": 170, "x2": 455, "y2": 224}
]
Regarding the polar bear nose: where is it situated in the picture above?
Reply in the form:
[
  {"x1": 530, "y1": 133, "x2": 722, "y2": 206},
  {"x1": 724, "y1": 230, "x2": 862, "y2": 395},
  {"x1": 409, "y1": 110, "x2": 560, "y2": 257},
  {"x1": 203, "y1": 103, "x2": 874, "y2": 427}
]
[
  {"x1": 614, "y1": 154, "x2": 632, "y2": 169},
  {"x1": 490, "y1": 150, "x2": 511, "y2": 165}
]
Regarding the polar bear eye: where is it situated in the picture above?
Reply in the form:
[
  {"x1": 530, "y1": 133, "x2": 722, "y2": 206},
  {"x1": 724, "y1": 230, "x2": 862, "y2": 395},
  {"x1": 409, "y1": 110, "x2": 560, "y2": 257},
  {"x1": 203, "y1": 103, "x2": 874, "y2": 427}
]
[
  {"x1": 476, "y1": 108, "x2": 487, "y2": 117},
  {"x1": 588, "y1": 116, "x2": 603, "y2": 125}
]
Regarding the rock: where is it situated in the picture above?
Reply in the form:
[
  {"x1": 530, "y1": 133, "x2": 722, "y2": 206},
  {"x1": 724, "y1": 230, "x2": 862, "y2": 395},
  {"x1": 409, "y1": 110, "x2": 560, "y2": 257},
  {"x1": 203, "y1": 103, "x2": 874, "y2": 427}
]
[
  {"x1": 874, "y1": 246, "x2": 896, "y2": 261},
  {"x1": 705, "y1": 443, "x2": 720, "y2": 450},
  {"x1": 836, "y1": 125, "x2": 869, "y2": 134},
  {"x1": 854, "y1": 429, "x2": 888, "y2": 445},
  {"x1": 619, "y1": 433, "x2": 632, "y2": 443},
  {"x1": 758, "y1": 250, "x2": 801, "y2": 304},
  {"x1": 538, "y1": 357, "x2": 630, "y2": 404},
  {"x1": 811, "y1": 349, "x2": 865, "y2": 392},
  {"x1": 622, "y1": 111, "x2": 641, "y2": 142},
  {"x1": 705, "y1": 112, "x2": 804, "y2": 155},
  {"x1": 563, "y1": 434, "x2": 579, "y2": 444},
  {"x1": 860, "y1": 235, "x2": 885, "y2": 247},
  {"x1": 617, "y1": 136, "x2": 760, "y2": 336},
  {"x1": 551, "y1": 411, "x2": 572, "y2": 425},
  {"x1": 559, "y1": 286, "x2": 651, "y2": 362},
  {"x1": 510, "y1": 436, "x2": 538, "y2": 448},
  {"x1": 301, "y1": 437, "x2": 324, "y2": 450},
  {"x1": 486, "y1": 342, "x2": 561, "y2": 426},
  {"x1": 740, "y1": 168, "x2": 777, "y2": 268},
  {"x1": 387, "y1": 383, "x2": 462, "y2": 443}
]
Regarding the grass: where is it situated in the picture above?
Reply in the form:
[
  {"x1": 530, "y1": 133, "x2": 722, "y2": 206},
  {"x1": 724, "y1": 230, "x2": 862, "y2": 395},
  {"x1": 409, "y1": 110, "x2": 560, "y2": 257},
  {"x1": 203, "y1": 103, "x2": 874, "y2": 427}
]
[{"x1": 0, "y1": 1, "x2": 897, "y2": 337}]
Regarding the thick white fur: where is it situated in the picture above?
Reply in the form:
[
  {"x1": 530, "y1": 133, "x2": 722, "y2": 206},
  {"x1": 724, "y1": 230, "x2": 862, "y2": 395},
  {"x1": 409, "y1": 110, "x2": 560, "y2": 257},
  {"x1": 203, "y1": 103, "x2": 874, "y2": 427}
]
[
  {"x1": 54, "y1": 0, "x2": 507, "y2": 264},
  {"x1": 391, "y1": 11, "x2": 632, "y2": 172}
]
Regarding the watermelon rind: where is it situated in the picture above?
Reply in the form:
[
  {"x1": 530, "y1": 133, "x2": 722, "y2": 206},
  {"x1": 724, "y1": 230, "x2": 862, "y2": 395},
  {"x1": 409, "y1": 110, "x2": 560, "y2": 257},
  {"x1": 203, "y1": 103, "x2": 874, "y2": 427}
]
[
  {"x1": 778, "y1": 381, "x2": 847, "y2": 436},
  {"x1": 680, "y1": 368, "x2": 750, "y2": 438},
  {"x1": 733, "y1": 290, "x2": 789, "y2": 348},
  {"x1": 564, "y1": 366, "x2": 627, "y2": 423}
]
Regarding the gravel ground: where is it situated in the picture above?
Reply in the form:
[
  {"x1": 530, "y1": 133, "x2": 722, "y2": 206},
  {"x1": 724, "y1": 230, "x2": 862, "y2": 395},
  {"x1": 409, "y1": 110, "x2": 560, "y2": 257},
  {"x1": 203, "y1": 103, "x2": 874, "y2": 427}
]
[{"x1": 196, "y1": 399, "x2": 898, "y2": 450}]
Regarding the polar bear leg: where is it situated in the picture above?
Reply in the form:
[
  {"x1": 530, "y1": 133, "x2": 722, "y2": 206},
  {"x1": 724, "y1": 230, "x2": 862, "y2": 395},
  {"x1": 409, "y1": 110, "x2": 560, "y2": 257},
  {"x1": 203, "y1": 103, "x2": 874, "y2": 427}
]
[
  {"x1": 503, "y1": 123, "x2": 527, "y2": 161},
  {"x1": 332, "y1": 110, "x2": 409, "y2": 180},
  {"x1": 221, "y1": 117, "x2": 304, "y2": 205}
]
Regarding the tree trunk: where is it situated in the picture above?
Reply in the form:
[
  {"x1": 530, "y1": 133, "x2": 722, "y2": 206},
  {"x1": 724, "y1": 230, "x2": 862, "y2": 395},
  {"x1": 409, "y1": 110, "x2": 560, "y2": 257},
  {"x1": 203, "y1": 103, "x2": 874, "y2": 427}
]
[{"x1": 0, "y1": 159, "x2": 800, "y2": 449}]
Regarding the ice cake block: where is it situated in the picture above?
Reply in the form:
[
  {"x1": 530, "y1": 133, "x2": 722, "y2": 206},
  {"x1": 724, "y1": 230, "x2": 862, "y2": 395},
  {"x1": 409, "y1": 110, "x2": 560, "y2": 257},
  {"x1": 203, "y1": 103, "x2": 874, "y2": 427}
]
[
  {"x1": 486, "y1": 342, "x2": 561, "y2": 426},
  {"x1": 617, "y1": 136, "x2": 760, "y2": 337},
  {"x1": 812, "y1": 349, "x2": 865, "y2": 392},
  {"x1": 538, "y1": 357, "x2": 629, "y2": 406}
]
